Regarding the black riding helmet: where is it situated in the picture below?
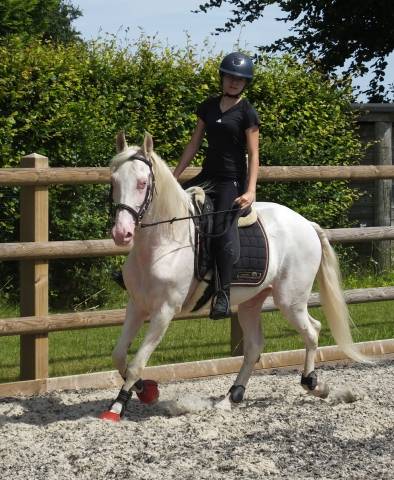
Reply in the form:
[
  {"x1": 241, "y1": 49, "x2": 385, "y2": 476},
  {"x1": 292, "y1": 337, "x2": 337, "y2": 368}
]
[{"x1": 219, "y1": 52, "x2": 254, "y2": 82}]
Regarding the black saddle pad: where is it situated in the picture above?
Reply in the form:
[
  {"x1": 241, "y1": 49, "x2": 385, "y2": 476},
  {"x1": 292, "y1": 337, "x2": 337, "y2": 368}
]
[
  {"x1": 231, "y1": 218, "x2": 269, "y2": 286},
  {"x1": 194, "y1": 211, "x2": 269, "y2": 287}
]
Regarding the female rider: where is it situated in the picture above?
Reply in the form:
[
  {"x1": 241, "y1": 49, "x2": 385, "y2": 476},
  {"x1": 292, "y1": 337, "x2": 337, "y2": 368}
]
[{"x1": 173, "y1": 52, "x2": 260, "y2": 319}]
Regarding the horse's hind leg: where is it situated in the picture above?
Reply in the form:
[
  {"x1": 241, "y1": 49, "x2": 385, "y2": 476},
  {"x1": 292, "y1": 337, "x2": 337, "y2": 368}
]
[
  {"x1": 276, "y1": 300, "x2": 329, "y2": 398},
  {"x1": 227, "y1": 289, "x2": 271, "y2": 404}
]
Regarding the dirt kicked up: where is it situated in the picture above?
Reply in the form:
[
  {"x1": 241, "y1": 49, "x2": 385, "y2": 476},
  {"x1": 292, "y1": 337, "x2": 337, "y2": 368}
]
[{"x1": 0, "y1": 360, "x2": 393, "y2": 480}]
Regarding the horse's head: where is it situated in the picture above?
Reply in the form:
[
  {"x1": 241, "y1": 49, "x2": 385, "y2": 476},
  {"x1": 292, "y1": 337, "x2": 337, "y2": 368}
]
[{"x1": 110, "y1": 131, "x2": 155, "y2": 246}]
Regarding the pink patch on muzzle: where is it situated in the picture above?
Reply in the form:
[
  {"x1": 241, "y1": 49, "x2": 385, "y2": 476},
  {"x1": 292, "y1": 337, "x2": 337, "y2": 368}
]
[{"x1": 112, "y1": 210, "x2": 135, "y2": 245}]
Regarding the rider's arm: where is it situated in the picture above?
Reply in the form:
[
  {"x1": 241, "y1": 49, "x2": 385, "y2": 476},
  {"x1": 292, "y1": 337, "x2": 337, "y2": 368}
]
[
  {"x1": 235, "y1": 126, "x2": 260, "y2": 209},
  {"x1": 245, "y1": 126, "x2": 260, "y2": 195},
  {"x1": 173, "y1": 119, "x2": 206, "y2": 180}
]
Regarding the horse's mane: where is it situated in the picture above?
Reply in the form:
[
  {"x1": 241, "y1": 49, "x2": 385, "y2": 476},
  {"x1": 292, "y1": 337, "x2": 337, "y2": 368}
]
[
  {"x1": 111, "y1": 146, "x2": 192, "y2": 240},
  {"x1": 149, "y1": 150, "x2": 191, "y2": 224}
]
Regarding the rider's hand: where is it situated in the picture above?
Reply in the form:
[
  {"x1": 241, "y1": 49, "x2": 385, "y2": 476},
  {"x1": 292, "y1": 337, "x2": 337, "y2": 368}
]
[{"x1": 234, "y1": 191, "x2": 255, "y2": 209}]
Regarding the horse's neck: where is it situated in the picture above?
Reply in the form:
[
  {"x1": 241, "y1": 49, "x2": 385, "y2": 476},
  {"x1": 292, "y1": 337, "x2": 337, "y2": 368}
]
[{"x1": 136, "y1": 165, "x2": 192, "y2": 246}]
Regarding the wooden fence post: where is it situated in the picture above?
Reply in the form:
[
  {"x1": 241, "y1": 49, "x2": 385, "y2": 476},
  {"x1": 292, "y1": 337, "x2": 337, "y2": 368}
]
[
  {"x1": 231, "y1": 313, "x2": 243, "y2": 356},
  {"x1": 19, "y1": 153, "x2": 49, "y2": 380},
  {"x1": 374, "y1": 122, "x2": 393, "y2": 271}
]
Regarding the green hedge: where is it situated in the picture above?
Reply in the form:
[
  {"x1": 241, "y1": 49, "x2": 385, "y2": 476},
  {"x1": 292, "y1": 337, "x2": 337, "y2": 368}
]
[{"x1": 0, "y1": 35, "x2": 365, "y2": 309}]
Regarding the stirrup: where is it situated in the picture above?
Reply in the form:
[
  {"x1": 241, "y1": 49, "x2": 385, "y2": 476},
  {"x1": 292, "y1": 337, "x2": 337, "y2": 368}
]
[{"x1": 209, "y1": 289, "x2": 231, "y2": 320}]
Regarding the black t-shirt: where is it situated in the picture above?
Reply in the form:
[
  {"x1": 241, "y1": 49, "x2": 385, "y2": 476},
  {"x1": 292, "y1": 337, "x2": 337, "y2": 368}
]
[{"x1": 197, "y1": 96, "x2": 259, "y2": 180}]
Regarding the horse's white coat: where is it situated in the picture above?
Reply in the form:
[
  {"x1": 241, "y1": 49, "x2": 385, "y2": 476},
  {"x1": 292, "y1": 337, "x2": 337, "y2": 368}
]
[{"x1": 110, "y1": 133, "x2": 365, "y2": 400}]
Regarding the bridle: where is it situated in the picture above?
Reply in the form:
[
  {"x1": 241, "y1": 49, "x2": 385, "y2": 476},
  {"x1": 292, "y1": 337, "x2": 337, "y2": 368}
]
[{"x1": 110, "y1": 153, "x2": 156, "y2": 226}]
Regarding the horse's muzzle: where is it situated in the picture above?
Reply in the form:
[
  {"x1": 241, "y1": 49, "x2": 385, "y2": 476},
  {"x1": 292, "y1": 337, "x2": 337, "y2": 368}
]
[
  {"x1": 111, "y1": 210, "x2": 136, "y2": 246},
  {"x1": 112, "y1": 228, "x2": 133, "y2": 246}
]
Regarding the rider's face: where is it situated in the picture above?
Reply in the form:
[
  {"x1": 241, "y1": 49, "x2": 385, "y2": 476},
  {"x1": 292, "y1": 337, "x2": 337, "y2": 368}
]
[{"x1": 222, "y1": 74, "x2": 247, "y2": 96}]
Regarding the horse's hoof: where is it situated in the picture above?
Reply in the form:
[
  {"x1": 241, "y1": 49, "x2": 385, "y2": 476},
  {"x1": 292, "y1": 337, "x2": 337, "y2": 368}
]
[
  {"x1": 229, "y1": 385, "x2": 245, "y2": 403},
  {"x1": 99, "y1": 410, "x2": 121, "y2": 422},
  {"x1": 136, "y1": 380, "x2": 159, "y2": 404},
  {"x1": 301, "y1": 371, "x2": 318, "y2": 391}
]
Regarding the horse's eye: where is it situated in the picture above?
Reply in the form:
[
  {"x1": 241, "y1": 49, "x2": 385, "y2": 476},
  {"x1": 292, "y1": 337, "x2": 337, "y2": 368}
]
[{"x1": 137, "y1": 179, "x2": 147, "y2": 190}]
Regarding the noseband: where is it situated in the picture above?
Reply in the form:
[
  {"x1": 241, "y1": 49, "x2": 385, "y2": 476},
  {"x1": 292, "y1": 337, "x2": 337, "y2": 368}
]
[{"x1": 110, "y1": 154, "x2": 156, "y2": 226}]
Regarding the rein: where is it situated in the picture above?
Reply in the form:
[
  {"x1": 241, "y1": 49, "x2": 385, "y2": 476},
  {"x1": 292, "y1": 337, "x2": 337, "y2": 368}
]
[
  {"x1": 110, "y1": 152, "x2": 242, "y2": 238},
  {"x1": 139, "y1": 206, "x2": 241, "y2": 239}
]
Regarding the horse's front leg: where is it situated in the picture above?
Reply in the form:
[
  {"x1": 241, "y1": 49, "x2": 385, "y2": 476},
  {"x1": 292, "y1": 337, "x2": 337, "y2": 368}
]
[
  {"x1": 100, "y1": 301, "x2": 176, "y2": 421},
  {"x1": 112, "y1": 299, "x2": 147, "y2": 378},
  {"x1": 123, "y1": 301, "x2": 175, "y2": 388}
]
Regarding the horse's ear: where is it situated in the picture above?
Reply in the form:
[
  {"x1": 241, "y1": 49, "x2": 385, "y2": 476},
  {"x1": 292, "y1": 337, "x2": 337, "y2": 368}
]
[
  {"x1": 143, "y1": 132, "x2": 154, "y2": 156},
  {"x1": 116, "y1": 131, "x2": 128, "y2": 153}
]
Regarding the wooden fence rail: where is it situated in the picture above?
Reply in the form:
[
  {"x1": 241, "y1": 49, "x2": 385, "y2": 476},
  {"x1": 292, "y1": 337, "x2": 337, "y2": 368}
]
[
  {"x1": 1, "y1": 226, "x2": 394, "y2": 261},
  {"x1": 0, "y1": 286, "x2": 394, "y2": 337},
  {"x1": 1, "y1": 159, "x2": 393, "y2": 391},
  {"x1": 1, "y1": 164, "x2": 394, "y2": 185}
]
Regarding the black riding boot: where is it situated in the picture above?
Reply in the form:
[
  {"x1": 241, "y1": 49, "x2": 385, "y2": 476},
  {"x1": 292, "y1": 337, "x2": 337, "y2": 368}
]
[
  {"x1": 112, "y1": 270, "x2": 126, "y2": 290},
  {"x1": 210, "y1": 241, "x2": 234, "y2": 320},
  {"x1": 210, "y1": 285, "x2": 231, "y2": 319}
]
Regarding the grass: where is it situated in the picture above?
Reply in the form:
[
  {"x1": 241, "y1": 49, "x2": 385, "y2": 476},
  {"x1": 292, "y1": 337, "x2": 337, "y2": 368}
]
[
  {"x1": 1, "y1": 267, "x2": 393, "y2": 383},
  {"x1": 1, "y1": 299, "x2": 393, "y2": 383}
]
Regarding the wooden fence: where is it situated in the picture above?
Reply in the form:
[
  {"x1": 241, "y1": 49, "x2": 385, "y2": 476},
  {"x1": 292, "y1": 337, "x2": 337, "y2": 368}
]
[
  {"x1": 351, "y1": 103, "x2": 394, "y2": 269},
  {"x1": 1, "y1": 155, "x2": 394, "y2": 395}
]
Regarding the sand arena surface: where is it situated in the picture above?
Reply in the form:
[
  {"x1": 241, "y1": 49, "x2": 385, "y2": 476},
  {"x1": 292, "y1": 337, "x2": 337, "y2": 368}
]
[{"x1": 0, "y1": 360, "x2": 393, "y2": 480}]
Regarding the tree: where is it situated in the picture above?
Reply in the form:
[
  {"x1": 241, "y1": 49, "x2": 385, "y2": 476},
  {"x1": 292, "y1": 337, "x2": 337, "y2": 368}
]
[
  {"x1": 0, "y1": 0, "x2": 82, "y2": 43},
  {"x1": 196, "y1": 0, "x2": 394, "y2": 101}
]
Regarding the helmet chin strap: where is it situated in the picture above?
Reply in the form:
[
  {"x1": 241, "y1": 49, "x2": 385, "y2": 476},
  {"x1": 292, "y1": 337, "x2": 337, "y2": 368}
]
[{"x1": 223, "y1": 92, "x2": 241, "y2": 98}]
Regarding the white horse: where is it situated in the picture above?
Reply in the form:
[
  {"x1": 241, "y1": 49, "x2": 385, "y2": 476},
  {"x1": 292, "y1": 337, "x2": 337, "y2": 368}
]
[{"x1": 101, "y1": 131, "x2": 366, "y2": 421}]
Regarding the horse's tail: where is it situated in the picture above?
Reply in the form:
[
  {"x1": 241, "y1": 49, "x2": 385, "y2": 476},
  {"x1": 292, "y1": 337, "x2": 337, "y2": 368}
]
[{"x1": 312, "y1": 223, "x2": 369, "y2": 363}]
